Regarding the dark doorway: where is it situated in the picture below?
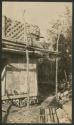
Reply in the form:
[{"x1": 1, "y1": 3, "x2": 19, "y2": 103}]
[{"x1": 37, "y1": 59, "x2": 56, "y2": 102}]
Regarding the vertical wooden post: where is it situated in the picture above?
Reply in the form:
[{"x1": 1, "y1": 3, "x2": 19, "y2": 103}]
[
  {"x1": 55, "y1": 31, "x2": 60, "y2": 100},
  {"x1": 26, "y1": 49, "x2": 30, "y2": 108},
  {"x1": 5, "y1": 66, "x2": 7, "y2": 95},
  {"x1": 1, "y1": 65, "x2": 7, "y2": 96},
  {"x1": 23, "y1": 10, "x2": 30, "y2": 108},
  {"x1": 2, "y1": 16, "x2": 6, "y2": 38},
  {"x1": 55, "y1": 51, "x2": 58, "y2": 99}
]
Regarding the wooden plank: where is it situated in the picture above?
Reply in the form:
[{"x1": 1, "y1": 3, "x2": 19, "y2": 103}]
[
  {"x1": 2, "y1": 41, "x2": 26, "y2": 48},
  {"x1": 2, "y1": 94, "x2": 28, "y2": 100},
  {"x1": 2, "y1": 94, "x2": 38, "y2": 101},
  {"x1": 2, "y1": 45, "x2": 26, "y2": 51},
  {"x1": 2, "y1": 48, "x2": 33, "y2": 54}
]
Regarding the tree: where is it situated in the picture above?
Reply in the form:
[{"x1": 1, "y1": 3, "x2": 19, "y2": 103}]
[{"x1": 47, "y1": 6, "x2": 72, "y2": 83}]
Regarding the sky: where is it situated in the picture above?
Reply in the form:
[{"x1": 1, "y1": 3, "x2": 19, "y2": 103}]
[{"x1": 2, "y1": 2, "x2": 72, "y2": 38}]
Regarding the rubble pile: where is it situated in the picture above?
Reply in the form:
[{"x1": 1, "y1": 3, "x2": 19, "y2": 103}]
[{"x1": 2, "y1": 92, "x2": 72, "y2": 123}]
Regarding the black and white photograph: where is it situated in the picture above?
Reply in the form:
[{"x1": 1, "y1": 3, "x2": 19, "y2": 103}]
[{"x1": 1, "y1": 2, "x2": 72, "y2": 123}]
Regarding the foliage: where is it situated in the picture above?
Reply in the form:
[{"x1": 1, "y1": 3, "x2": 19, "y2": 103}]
[{"x1": 47, "y1": 6, "x2": 72, "y2": 83}]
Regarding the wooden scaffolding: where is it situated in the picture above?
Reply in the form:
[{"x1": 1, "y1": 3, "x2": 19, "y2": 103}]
[{"x1": 2, "y1": 12, "x2": 61, "y2": 108}]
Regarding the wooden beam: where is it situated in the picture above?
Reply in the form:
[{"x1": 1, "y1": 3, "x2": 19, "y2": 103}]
[
  {"x1": 2, "y1": 45, "x2": 26, "y2": 51},
  {"x1": 2, "y1": 38, "x2": 27, "y2": 46},
  {"x1": 2, "y1": 48, "x2": 26, "y2": 54},
  {"x1": 2, "y1": 40, "x2": 61, "y2": 56},
  {"x1": 2, "y1": 41, "x2": 26, "y2": 49}
]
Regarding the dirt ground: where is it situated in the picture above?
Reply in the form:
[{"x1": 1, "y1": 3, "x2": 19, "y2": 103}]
[{"x1": 2, "y1": 97, "x2": 72, "y2": 123}]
